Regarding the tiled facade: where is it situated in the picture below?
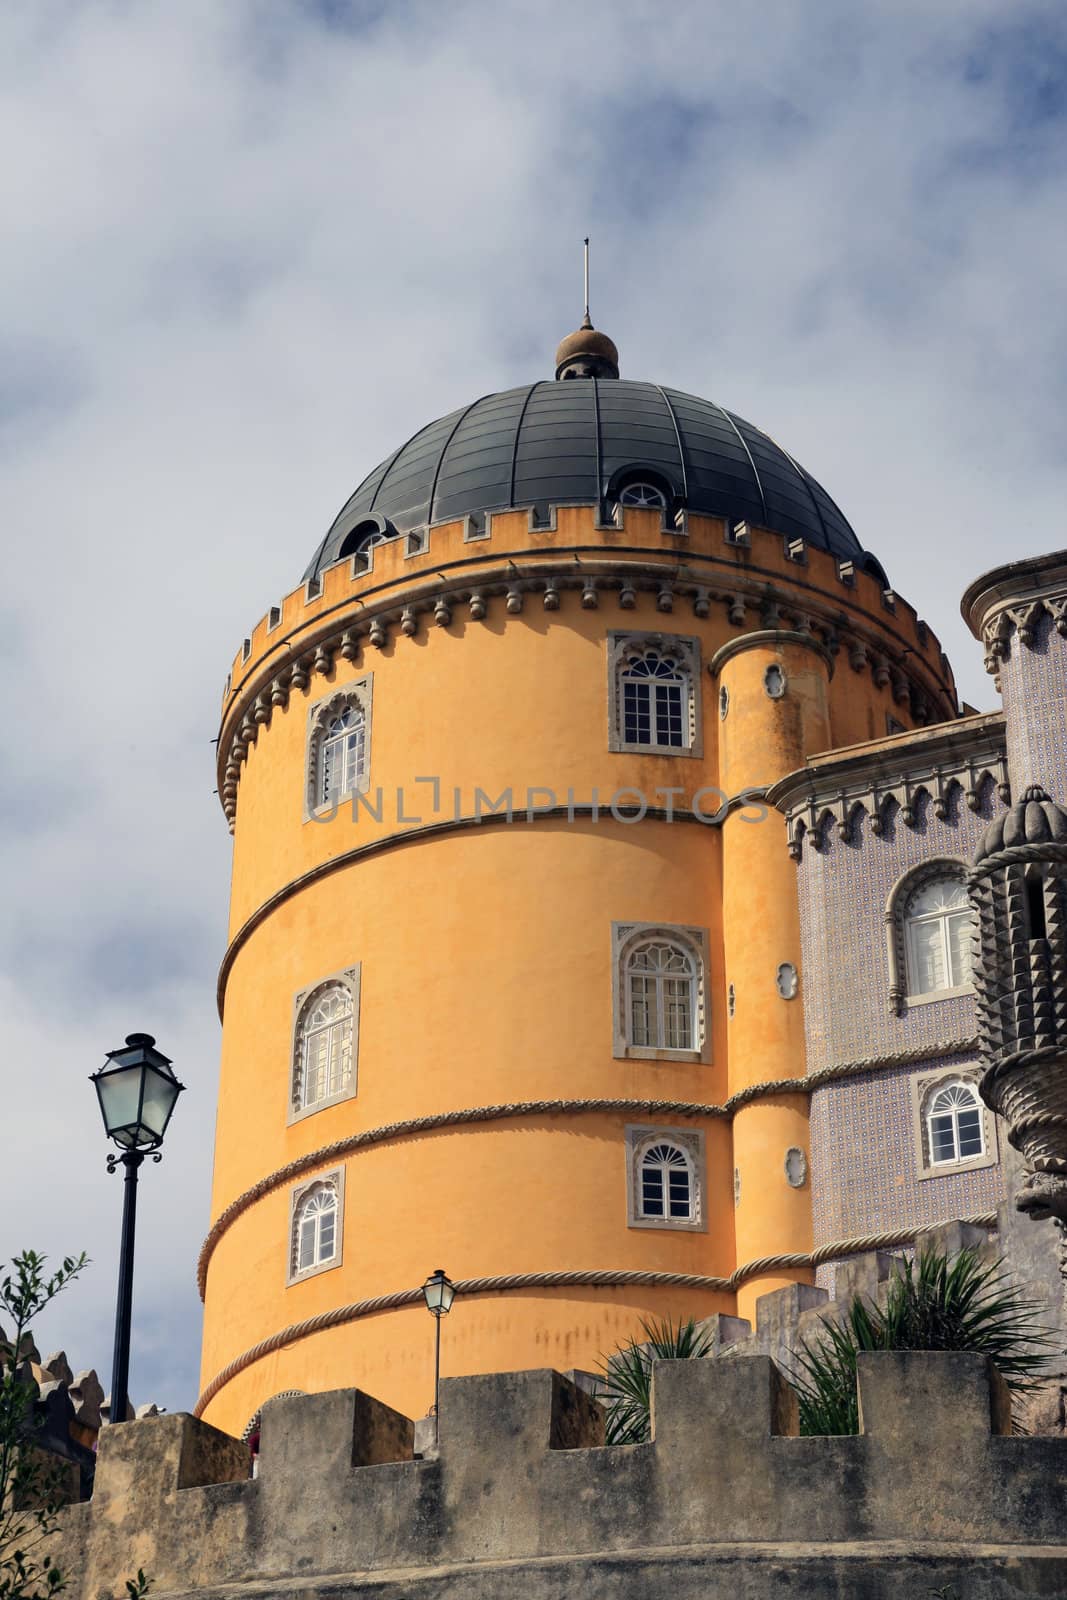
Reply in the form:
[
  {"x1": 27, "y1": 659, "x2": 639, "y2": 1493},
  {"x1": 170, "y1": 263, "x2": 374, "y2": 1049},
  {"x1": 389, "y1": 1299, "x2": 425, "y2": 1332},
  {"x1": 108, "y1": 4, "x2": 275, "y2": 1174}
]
[
  {"x1": 809, "y1": 1055, "x2": 1003, "y2": 1266},
  {"x1": 998, "y1": 611, "x2": 1067, "y2": 797},
  {"x1": 781, "y1": 555, "x2": 1067, "y2": 1266}
]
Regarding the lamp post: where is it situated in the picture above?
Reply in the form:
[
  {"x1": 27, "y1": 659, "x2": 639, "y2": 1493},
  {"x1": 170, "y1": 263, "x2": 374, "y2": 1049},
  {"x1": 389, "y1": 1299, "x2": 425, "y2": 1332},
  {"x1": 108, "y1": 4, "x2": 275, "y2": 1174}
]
[
  {"x1": 421, "y1": 1267, "x2": 455, "y2": 1444},
  {"x1": 90, "y1": 1033, "x2": 184, "y2": 1424}
]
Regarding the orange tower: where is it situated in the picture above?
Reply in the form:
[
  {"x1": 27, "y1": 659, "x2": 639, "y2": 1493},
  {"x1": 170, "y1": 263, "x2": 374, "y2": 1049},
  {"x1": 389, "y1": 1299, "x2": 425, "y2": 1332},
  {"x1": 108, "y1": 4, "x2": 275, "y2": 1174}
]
[{"x1": 197, "y1": 319, "x2": 957, "y2": 1434}]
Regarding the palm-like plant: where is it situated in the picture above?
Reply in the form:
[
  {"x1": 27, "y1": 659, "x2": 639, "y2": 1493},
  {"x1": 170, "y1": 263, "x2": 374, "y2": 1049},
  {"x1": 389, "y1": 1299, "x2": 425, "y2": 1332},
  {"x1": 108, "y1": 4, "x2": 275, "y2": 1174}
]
[
  {"x1": 790, "y1": 1246, "x2": 1053, "y2": 1436},
  {"x1": 597, "y1": 1315, "x2": 715, "y2": 1444}
]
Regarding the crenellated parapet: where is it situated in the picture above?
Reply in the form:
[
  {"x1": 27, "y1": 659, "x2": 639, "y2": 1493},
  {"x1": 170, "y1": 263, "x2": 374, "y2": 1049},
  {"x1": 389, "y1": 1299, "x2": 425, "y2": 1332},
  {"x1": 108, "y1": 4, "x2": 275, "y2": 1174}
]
[
  {"x1": 216, "y1": 507, "x2": 955, "y2": 833},
  {"x1": 50, "y1": 1350, "x2": 1067, "y2": 1598}
]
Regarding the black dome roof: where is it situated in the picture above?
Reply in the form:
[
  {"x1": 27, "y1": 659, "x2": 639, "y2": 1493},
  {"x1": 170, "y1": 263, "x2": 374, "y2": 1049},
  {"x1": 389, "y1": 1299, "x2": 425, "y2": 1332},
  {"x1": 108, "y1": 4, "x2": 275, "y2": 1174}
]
[{"x1": 305, "y1": 380, "x2": 875, "y2": 579}]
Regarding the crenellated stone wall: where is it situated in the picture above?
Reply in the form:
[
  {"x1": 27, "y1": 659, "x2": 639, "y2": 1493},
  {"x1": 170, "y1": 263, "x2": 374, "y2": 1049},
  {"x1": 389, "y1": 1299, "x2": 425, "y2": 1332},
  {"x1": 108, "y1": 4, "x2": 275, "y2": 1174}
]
[{"x1": 48, "y1": 1346, "x2": 1067, "y2": 1600}]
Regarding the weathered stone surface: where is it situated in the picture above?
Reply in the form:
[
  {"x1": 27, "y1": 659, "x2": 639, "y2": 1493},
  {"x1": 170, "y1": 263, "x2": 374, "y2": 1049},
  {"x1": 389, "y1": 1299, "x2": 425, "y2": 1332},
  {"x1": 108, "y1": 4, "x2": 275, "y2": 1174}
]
[{"x1": 45, "y1": 1355, "x2": 1067, "y2": 1599}]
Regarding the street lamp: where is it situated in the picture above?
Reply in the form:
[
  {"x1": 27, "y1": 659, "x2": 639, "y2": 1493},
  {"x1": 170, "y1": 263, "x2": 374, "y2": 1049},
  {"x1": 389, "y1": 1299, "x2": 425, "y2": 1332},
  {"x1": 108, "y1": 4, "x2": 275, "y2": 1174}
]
[
  {"x1": 421, "y1": 1267, "x2": 455, "y2": 1444},
  {"x1": 90, "y1": 1033, "x2": 184, "y2": 1424}
]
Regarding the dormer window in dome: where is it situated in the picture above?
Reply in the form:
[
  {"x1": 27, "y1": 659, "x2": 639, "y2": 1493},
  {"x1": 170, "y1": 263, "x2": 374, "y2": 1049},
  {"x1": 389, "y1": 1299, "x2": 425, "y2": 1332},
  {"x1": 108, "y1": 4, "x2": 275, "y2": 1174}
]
[
  {"x1": 338, "y1": 515, "x2": 397, "y2": 571},
  {"x1": 619, "y1": 482, "x2": 667, "y2": 511}
]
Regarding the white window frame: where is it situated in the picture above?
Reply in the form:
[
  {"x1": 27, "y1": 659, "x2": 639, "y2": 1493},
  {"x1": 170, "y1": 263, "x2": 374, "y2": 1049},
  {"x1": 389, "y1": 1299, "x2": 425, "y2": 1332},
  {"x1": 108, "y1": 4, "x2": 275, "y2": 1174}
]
[
  {"x1": 607, "y1": 632, "x2": 702, "y2": 758},
  {"x1": 910, "y1": 1068, "x2": 998, "y2": 1180},
  {"x1": 625, "y1": 1125, "x2": 706, "y2": 1232},
  {"x1": 289, "y1": 967, "x2": 361, "y2": 1123},
  {"x1": 612, "y1": 922, "x2": 711, "y2": 1063},
  {"x1": 287, "y1": 1168, "x2": 345, "y2": 1285},
  {"x1": 884, "y1": 858, "x2": 974, "y2": 1012},
  {"x1": 304, "y1": 677, "x2": 373, "y2": 821}
]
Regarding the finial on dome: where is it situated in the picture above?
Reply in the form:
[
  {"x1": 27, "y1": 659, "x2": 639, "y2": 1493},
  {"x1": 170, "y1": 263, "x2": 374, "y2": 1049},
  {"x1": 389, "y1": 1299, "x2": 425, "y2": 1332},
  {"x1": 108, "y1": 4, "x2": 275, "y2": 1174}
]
[{"x1": 555, "y1": 237, "x2": 620, "y2": 380}]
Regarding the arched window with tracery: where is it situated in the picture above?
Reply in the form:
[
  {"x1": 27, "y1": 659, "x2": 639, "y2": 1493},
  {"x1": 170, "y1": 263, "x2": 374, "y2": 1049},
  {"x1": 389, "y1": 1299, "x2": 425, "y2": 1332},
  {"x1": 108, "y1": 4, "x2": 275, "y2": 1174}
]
[
  {"x1": 290, "y1": 968, "x2": 360, "y2": 1120},
  {"x1": 626, "y1": 938, "x2": 696, "y2": 1050},
  {"x1": 320, "y1": 704, "x2": 366, "y2": 806},
  {"x1": 288, "y1": 1172, "x2": 344, "y2": 1283},
  {"x1": 613, "y1": 922, "x2": 709, "y2": 1062},
  {"x1": 608, "y1": 633, "x2": 701, "y2": 757},
  {"x1": 626, "y1": 1125, "x2": 705, "y2": 1230},
  {"x1": 904, "y1": 875, "x2": 974, "y2": 996},
  {"x1": 305, "y1": 681, "x2": 373, "y2": 820},
  {"x1": 926, "y1": 1081, "x2": 985, "y2": 1166},
  {"x1": 639, "y1": 1141, "x2": 693, "y2": 1220}
]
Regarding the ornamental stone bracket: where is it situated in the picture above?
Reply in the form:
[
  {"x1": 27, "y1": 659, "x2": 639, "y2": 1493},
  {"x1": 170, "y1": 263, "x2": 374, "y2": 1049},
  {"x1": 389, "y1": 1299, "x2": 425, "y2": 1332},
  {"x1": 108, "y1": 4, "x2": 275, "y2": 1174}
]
[
  {"x1": 961, "y1": 548, "x2": 1067, "y2": 676},
  {"x1": 217, "y1": 557, "x2": 955, "y2": 833},
  {"x1": 767, "y1": 712, "x2": 1009, "y2": 862}
]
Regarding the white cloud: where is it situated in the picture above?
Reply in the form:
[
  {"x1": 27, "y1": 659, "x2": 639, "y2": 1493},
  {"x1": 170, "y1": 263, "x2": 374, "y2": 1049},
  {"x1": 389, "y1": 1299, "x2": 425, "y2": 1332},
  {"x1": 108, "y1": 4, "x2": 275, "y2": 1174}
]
[{"x1": 2, "y1": 0, "x2": 1066, "y2": 1410}]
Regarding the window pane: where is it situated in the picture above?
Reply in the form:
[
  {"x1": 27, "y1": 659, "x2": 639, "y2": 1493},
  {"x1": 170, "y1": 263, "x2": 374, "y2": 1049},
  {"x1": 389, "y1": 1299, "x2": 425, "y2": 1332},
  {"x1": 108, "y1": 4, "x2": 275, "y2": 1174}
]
[
  {"x1": 910, "y1": 919, "x2": 947, "y2": 992},
  {"x1": 623, "y1": 680, "x2": 651, "y2": 744},
  {"x1": 957, "y1": 1108, "x2": 983, "y2": 1157},
  {"x1": 663, "y1": 977, "x2": 693, "y2": 1048},
  {"x1": 654, "y1": 683, "x2": 684, "y2": 747},
  {"x1": 668, "y1": 1168, "x2": 691, "y2": 1217},
  {"x1": 318, "y1": 1215, "x2": 336, "y2": 1260},
  {"x1": 930, "y1": 1113, "x2": 957, "y2": 1163},
  {"x1": 298, "y1": 1215, "x2": 316, "y2": 1270},
  {"x1": 630, "y1": 976, "x2": 656, "y2": 1047},
  {"x1": 946, "y1": 912, "x2": 973, "y2": 986},
  {"x1": 641, "y1": 1170, "x2": 665, "y2": 1216}
]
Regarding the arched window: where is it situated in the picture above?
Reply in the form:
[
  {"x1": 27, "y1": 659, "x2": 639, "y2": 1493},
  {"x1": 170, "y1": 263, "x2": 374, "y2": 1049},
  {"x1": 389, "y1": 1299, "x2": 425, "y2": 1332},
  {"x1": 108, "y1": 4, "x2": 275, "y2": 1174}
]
[
  {"x1": 618, "y1": 481, "x2": 667, "y2": 510},
  {"x1": 626, "y1": 938, "x2": 696, "y2": 1050},
  {"x1": 290, "y1": 968, "x2": 360, "y2": 1120},
  {"x1": 298, "y1": 984, "x2": 353, "y2": 1110},
  {"x1": 289, "y1": 1176, "x2": 341, "y2": 1281},
  {"x1": 608, "y1": 633, "x2": 701, "y2": 757},
  {"x1": 639, "y1": 1142, "x2": 693, "y2": 1220},
  {"x1": 904, "y1": 876, "x2": 974, "y2": 996},
  {"x1": 926, "y1": 1081, "x2": 985, "y2": 1165},
  {"x1": 305, "y1": 681, "x2": 373, "y2": 820},
  {"x1": 320, "y1": 704, "x2": 366, "y2": 806},
  {"x1": 622, "y1": 648, "x2": 686, "y2": 748}
]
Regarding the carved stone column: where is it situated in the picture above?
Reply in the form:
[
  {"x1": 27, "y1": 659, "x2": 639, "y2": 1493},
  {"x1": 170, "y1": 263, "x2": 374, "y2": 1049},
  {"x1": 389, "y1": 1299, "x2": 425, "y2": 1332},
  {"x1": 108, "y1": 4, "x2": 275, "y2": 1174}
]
[{"x1": 970, "y1": 786, "x2": 1067, "y2": 1219}]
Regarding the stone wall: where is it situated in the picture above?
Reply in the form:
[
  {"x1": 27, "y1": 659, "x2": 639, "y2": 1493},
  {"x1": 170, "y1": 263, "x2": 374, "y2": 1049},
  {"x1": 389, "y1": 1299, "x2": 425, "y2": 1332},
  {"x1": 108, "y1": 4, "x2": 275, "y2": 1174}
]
[{"x1": 49, "y1": 1338, "x2": 1067, "y2": 1599}]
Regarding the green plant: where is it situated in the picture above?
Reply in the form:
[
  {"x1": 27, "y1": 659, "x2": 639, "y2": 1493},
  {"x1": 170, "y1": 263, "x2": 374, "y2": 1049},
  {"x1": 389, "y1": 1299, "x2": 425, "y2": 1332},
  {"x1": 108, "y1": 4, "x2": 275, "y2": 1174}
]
[
  {"x1": 790, "y1": 1246, "x2": 1053, "y2": 1437},
  {"x1": 0, "y1": 1250, "x2": 88, "y2": 1600},
  {"x1": 597, "y1": 1314, "x2": 715, "y2": 1444}
]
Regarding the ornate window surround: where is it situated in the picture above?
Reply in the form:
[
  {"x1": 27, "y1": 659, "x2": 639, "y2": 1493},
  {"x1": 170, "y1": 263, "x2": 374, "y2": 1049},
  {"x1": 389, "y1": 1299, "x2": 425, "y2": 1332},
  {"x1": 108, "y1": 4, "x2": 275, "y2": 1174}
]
[
  {"x1": 909, "y1": 1066, "x2": 998, "y2": 1181},
  {"x1": 606, "y1": 631, "x2": 702, "y2": 758},
  {"x1": 287, "y1": 1167, "x2": 346, "y2": 1285},
  {"x1": 625, "y1": 1124, "x2": 706, "y2": 1232},
  {"x1": 289, "y1": 967, "x2": 361, "y2": 1124},
  {"x1": 884, "y1": 857, "x2": 973, "y2": 1014},
  {"x1": 304, "y1": 676, "x2": 374, "y2": 822},
  {"x1": 611, "y1": 922, "x2": 711, "y2": 1063}
]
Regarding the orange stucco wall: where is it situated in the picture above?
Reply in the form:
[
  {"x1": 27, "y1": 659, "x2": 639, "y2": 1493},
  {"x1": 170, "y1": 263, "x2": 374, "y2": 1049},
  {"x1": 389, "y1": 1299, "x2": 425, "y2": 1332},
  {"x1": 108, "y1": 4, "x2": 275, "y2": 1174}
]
[{"x1": 199, "y1": 507, "x2": 955, "y2": 1435}]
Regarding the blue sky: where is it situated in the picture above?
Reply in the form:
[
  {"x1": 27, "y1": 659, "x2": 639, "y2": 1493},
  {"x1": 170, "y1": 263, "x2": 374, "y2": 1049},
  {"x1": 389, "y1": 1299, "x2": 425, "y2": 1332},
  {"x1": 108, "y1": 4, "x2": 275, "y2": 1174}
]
[{"x1": 3, "y1": 0, "x2": 1067, "y2": 1415}]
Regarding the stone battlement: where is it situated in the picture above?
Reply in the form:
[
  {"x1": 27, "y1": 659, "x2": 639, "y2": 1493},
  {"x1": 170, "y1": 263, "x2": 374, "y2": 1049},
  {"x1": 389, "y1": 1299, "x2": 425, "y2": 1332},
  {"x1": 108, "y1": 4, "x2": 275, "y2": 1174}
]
[{"x1": 52, "y1": 1350, "x2": 1067, "y2": 1598}]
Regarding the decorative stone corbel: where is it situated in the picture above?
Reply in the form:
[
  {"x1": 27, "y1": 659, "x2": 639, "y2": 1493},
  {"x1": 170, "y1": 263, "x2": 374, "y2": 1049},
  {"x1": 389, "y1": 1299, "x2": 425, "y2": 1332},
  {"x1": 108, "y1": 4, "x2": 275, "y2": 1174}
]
[
  {"x1": 433, "y1": 598, "x2": 452, "y2": 627},
  {"x1": 400, "y1": 607, "x2": 418, "y2": 637},
  {"x1": 506, "y1": 587, "x2": 524, "y2": 615},
  {"x1": 368, "y1": 618, "x2": 388, "y2": 648},
  {"x1": 543, "y1": 583, "x2": 561, "y2": 611},
  {"x1": 581, "y1": 582, "x2": 599, "y2": 609},
  {"x1": 468, "y1": 592, "x2": 487, "y2": 621}
]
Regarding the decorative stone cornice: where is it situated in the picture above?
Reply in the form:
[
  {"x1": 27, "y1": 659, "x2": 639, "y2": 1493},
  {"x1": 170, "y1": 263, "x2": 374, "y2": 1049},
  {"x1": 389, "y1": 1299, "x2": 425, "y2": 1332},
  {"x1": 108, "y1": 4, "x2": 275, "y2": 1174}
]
[
  {"x1": 766, "y1": 712, "x2": 1009, "y2": 861},
  {"x1": 217, "y1": 552, "x2": 957, "y2": 833},
  {"x1": 960, "y1": 548, "x2": 1067, "y2": 676}
]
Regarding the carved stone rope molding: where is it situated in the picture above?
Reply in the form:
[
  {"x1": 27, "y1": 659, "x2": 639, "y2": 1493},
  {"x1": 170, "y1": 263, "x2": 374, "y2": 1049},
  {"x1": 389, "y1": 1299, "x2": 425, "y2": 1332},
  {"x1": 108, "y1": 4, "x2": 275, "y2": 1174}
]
[
  {"x1": 196, "y1": 1036, "x2": 977, "y2": 1298},
  {"x1": 215, "y1": 796, "x2": 766, "y2": 1020},
  {"x1": 192, "y1": 1211, "x2": 997, "y2": 1419}
]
